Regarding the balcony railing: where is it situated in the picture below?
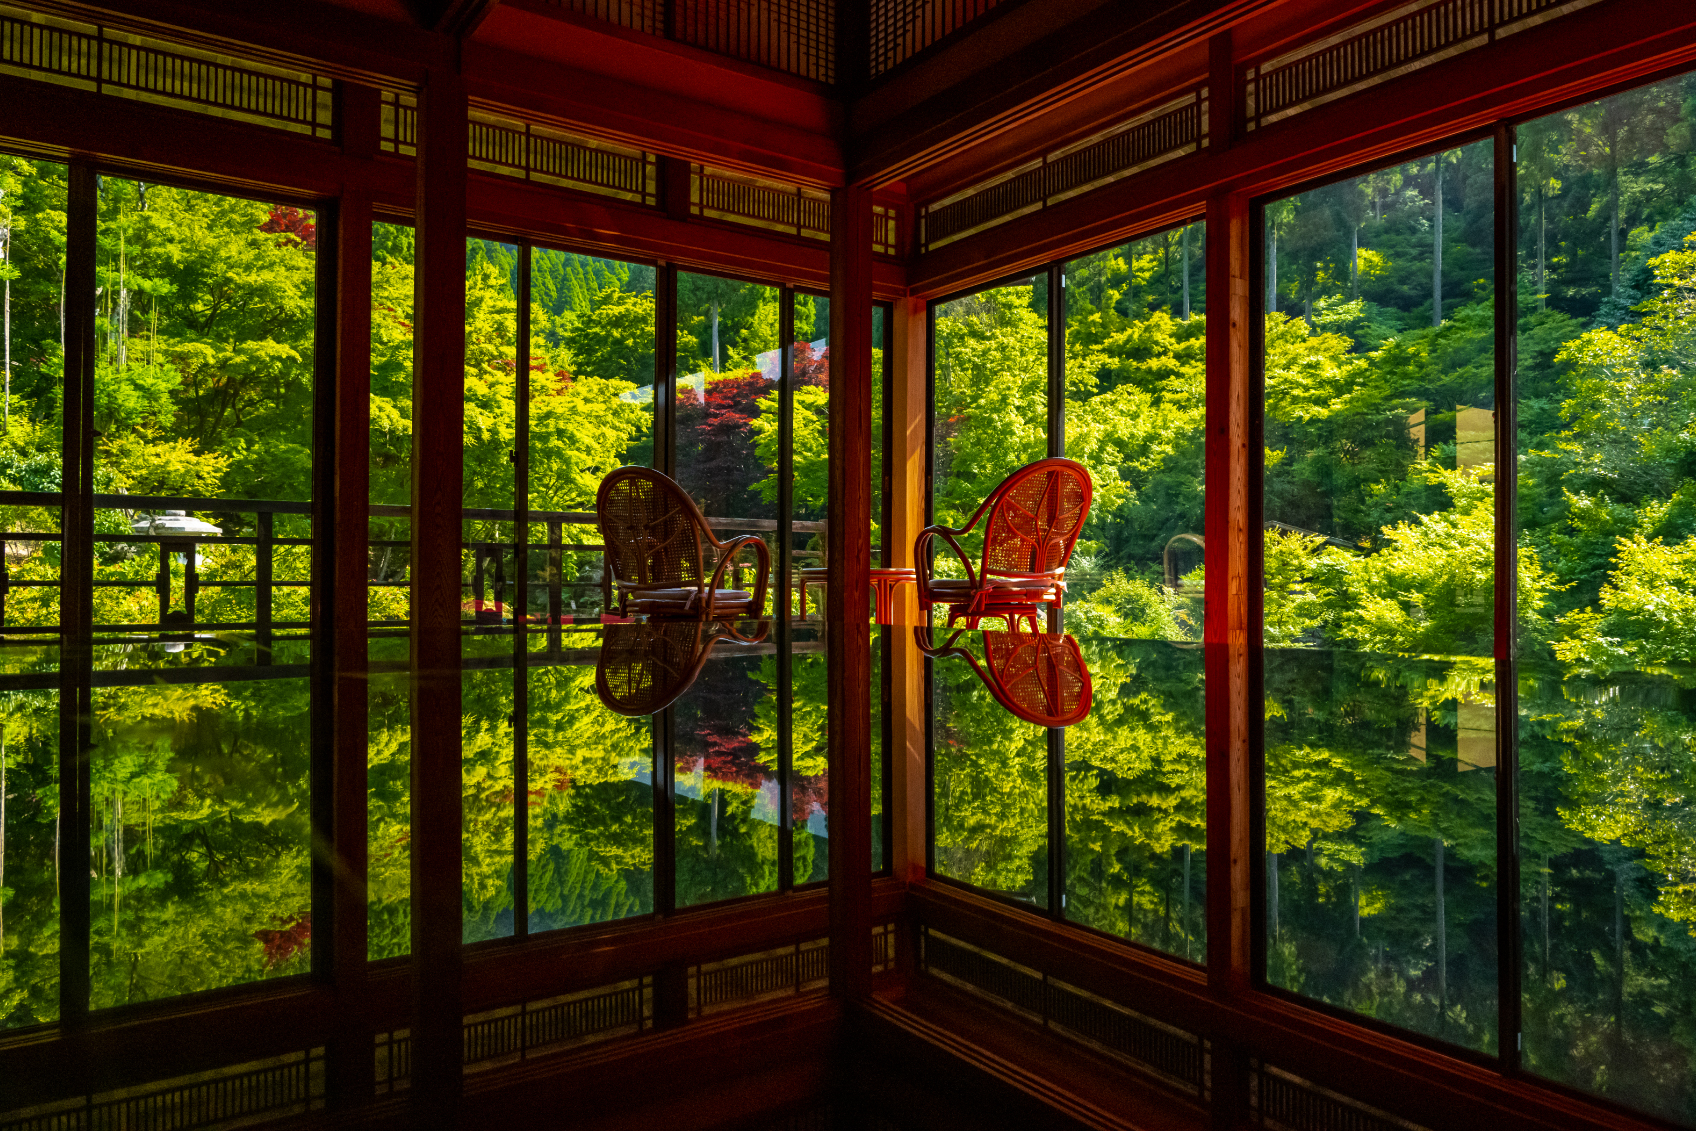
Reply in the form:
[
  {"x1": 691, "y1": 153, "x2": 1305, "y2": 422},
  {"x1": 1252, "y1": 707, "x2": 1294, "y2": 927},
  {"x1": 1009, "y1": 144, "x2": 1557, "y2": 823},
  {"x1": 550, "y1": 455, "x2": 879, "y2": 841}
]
[{"x1": 0, "y1": 491, "x2": 831, "y2": 640}]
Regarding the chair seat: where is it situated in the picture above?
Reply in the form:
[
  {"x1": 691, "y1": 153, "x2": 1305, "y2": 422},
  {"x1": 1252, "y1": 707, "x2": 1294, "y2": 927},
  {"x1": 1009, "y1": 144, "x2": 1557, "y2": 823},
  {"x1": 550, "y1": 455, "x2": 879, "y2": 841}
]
[
  {"x1": 926, "y1": 577, "x2": 1057, "y2": 595},
  {"x1": 626, "y1": 587, "x2": 755, "y2": 613}
]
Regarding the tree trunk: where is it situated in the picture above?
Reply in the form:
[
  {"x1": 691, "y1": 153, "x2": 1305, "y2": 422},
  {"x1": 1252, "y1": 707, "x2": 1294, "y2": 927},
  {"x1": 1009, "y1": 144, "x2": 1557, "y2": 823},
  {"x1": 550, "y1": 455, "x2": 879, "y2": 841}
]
[
  {"x1": 1432, "y1": 158, "x2": 1445, "y2": 328},
  {"x1": 4, "y1": 226, "x2": 11, "y2": 431},
  {"x1": 710, "y1": 299, "x2": 720, "y2": 373},
  {"x1": 1615, "y1": 864, "x2": 1627, "y2": 1037},
  {"x1": 1, "y1": 730, "x2": 7, "y2": 949},
  {"x1": 1610, "y1": 164, "x2": 1621, "y2": 296},
  {"x1": 1181, "y1": 226, "x2": 1191, "y2": 320},
  {"x1": 1269, "y1": 851, "x2": 1281, "y2": 943},
  {"x1": 1267, "y1": 226, "x2": 1278, "y2": 314},
  {"x1": 1351, "y1": 224, "x2": 1359, "y2": 301},
  {"x1": 1538, "y1": 186, "x2": 1547, "y2": 311},
  {"x1": 1181, "y1": 845, "x2": 1191, "y2": 960},
  {"x1": 1543, "y1": 855, "x2": 1551, "y2": 983},
  {"x1": 1435, "y1": 837, "x2": 1447, "y2": 1016}
]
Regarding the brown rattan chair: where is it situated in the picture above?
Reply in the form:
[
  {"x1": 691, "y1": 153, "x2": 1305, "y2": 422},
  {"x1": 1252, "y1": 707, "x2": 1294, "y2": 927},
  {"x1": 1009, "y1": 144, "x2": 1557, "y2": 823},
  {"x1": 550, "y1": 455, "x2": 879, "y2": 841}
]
[
  {"x1": 594, "y1": 618, "x2": 770, "y2": 716},
  {"x1": 915, "y1": 457, "x2": 1093, "y2": 630},
  {"x1": 596, "y1": 466, "x2": 770, "y2": 619}
]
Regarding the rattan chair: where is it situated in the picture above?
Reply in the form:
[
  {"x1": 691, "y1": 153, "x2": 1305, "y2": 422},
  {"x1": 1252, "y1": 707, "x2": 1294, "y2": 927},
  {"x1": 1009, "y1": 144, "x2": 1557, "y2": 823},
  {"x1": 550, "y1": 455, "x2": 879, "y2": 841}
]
[
  {"x1": 914, "y1": 625, "x2": 1093, "y2": 727},
  {"x1": 915, "y1": 457, "x2": 1093, "y2": 630},
  {"x1": 596, "y1": 466, "x2": 770, "y2": 619},
  {"x1": 594, "y1": 618, "x2": 770, "y2": 716}
]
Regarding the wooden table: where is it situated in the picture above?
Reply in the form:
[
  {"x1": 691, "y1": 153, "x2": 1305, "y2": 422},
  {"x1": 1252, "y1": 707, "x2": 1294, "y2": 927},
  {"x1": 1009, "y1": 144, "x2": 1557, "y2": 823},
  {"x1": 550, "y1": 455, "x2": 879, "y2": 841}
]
[{"x1": 797, "y1": 566, "x2": 916, "y2": 624}]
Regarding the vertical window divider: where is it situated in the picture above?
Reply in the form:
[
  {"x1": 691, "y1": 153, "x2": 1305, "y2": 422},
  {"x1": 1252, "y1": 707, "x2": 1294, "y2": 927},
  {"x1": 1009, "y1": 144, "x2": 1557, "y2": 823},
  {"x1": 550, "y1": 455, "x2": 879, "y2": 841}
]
[
  {"x1": 59, "y1": 159, "x2": 98, "y2": 1035},
  {"x1": 879, "y1": 301, "x2": 895, "y2": 873},
  {"x1": 309, "y1": 196, "x2": 340, "y2": 984},
  {"x1": 512, "y1": 241, "x2": 532, "y2": 939},
  {"x1": 656, "y1": 264, "x2": 677, "y2": 481},
  {"x1": 654, "y1": 263, "x2": 677, "y2": 916},
  {"x1": 1493, "y1": 122, "x2": 1522, "y2": 1073},
  {"x1": 777, "y1": 285, "x2": 795, "y2": 892},
  {"x1": 326, "y1": 186, "x2": 372, "y2": 1106},
  {"x1": 1241, "y1": 196, "x2": 1269, "y2": 991},
  {"x1": 923, "y1": 298, "x2": 937, "y2": 879},
  {"x1": 1045, "y1": 262, "x2": 1065, "y2": 919}
]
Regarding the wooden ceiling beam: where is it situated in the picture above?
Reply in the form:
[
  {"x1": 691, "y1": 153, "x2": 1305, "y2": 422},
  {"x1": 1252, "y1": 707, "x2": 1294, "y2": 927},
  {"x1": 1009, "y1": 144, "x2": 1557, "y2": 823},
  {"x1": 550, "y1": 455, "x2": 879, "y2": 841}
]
[
  {"x1": 412, "y1": 0, "x2": 499, "y2": 36},
  {"x1": 845, "y1": 0, "x2": 1282, "y2": 187},
  {"x1": 904, "y1": 0, "x2": 1696, "y2": 298},
  {"x1": 467, "y1": 3, "x2": 844, "y2": 186},
  {"x1": 84, "y1": 0, "x2": 446, "y2": 82}
]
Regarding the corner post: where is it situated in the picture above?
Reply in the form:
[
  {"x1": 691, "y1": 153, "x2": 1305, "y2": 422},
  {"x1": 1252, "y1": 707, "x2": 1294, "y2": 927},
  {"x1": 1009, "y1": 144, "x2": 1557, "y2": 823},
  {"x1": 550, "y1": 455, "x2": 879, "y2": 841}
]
[
  {"x1": 887, "y1": 295, "x2": 927, "y2": 893},
  {"x1": 828, "y1": 184, "x2": 874, "y2": 1001},
  {"x1": 409, "y1": 60, "x2": 468, "y2": 1123},
  {"x1": 1205, "y1": 186, "x2": 1254, "y2": 1128}
]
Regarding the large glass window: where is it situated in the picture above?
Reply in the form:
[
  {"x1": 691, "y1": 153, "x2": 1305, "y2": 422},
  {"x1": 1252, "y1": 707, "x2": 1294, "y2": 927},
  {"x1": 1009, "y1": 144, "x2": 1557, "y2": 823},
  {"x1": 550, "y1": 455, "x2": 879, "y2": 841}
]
[
  {"x1": 459, "y1": 241, "x2": 660, "y2": 939},
  {"x1": 0, "y1": 156, "x2": 66, "y2": 1029},
  {"x1": 368, "y1": 219, "x2": 414, "y2": 962},
  {"x1": 89, "y1": 178, "x2": 317, "y2": 1008},
  {"x1": 1062, "y1": 225, "x2": 1207, "y2": 958},
  {"x1": 1515, "y1": 74, "x2": 1696, "y2": 1124},
  {"x1": 1261, "y1": 140, "x2": 1501, "y2": 1051},
  {"x1": 926, "y1": 225, "x2": 1209, "y2": 962}
]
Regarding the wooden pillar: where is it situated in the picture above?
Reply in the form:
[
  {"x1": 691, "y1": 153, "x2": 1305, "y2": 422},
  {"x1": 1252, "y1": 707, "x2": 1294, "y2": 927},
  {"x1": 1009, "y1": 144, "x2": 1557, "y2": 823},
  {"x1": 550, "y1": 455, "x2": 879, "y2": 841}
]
[
  {"x1": 58, "y1": 161, "x2": 97, "y2": 1042},
  {"x1": 1204, "y1": 185, "x2": 1254, "y2": 1129},
  {"x1": 325, "y1": 169, "x2": 375, "y2": 1111},
  {"x1": 827, "y1": 184, "x2": 874, "y2": 1001},
  {"x1": 887, "y1": 296, "x2": 927, "y2": 889},
  {"x1": 409, "y1": 63, "x2": 467, "y2": 1123}
]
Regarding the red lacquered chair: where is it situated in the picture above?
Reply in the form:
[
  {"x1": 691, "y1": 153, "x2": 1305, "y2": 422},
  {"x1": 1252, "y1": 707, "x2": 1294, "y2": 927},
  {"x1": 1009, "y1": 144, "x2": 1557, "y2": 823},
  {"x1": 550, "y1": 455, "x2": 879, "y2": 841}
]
[
  {"x1": 596, "y1": 466, "x2": 770, "y2": 619},
  {"x1": 914, "y1": 625, "x2": 1093, "y2": 727},
  {"x1": 915, "y1": 457, "x2": 1092, "y2": 630}
]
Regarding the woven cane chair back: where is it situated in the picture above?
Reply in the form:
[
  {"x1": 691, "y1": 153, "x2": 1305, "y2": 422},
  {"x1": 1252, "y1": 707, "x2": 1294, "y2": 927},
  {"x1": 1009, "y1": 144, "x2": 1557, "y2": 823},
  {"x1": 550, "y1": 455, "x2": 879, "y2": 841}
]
[
  {"x1": 980, "y1": 458, "x2": 1092, "y2": 580},
  {"x1": 598, "y1": 467, "x2": 706, "y2": 591},
  {"x1": 595, "y1": 621, "x2": 711, "y2": 716},
  {"x1": 980, "y1": 630, "x2": 1093, "y2": 727}
]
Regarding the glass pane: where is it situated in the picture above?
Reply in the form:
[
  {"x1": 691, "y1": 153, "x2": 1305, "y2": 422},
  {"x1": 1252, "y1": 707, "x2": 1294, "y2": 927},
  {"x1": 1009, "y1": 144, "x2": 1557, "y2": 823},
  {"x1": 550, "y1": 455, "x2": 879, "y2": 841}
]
[
  {"x1": 1517, "y1": 72, "x2": 1696, "y2": 1125},
  {"x1": 0, "y1": 158, "x2": 67, "y2": 1028},
  {"x1": 1064, "y1": 638, "x2": 1206, "y2": 958},
  {"x1": 529, "y1": 249, "x2": 654, "y2": 622},
  {"x1": 1, "y1": 158, "x2": 68, "y2": 639},
  {"x1": 461, "y1": 655, "x2": 514, "y2": 943},
  {"x1": 675, "y1": 271, "x2": 780, "y2": 613},
  {"x1": 1059, "y1": 223, "x2": 1207, "y2": 960},
  {"x1": 872, "y1": 305, "x2": 889, "y2": 873},
  {"x1": 462, "y1": 239, "x2": 518, "y2": 944},
  {"x1": 367, "y1": 649, "x2": 411, "y2": 962},
  {"x1": 89, "y1": 646, "x2": 313, "y2": 1008},
  {"x1": 871, "y1": 624, "x2": 887, "y2": 874},
  {"x1": 1262, "y1": 139, "x2": 1499, "y2": 1051},
  {"x1": 673, "y1": 640, "x2": 779, "y2": 907},
  {"x1": 930, "y1": 274, "x2": 1048, "y2": 605},
  {"x1": 791, "y1": 295, "x2": 829, "y2": 884},
  {"x1": 791, "y1": 630, "x2": 827, "y2": 886},
  {"x1": 931, "y1": 646, "x2": 1049, "y2": 909},
  {"x1": 526, "y1": 655, "x2": 654, "y2": 932},
  {"x1": 0, "y1": 666, "x2": 59, "y2": 1030},
  {"x1": 871, "y1": 304, "x2": 886, "y2": 570},
  {"x1": 84, "y1": 178, "x2": 317, "y2": 1007},
  {"x1": 369, "y1": 219, "x2": 413, "y2": 959}
]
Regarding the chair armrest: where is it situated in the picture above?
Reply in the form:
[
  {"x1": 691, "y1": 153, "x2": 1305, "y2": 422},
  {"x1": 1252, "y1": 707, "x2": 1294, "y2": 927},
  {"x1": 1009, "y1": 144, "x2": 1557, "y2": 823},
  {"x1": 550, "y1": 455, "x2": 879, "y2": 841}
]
[
  {"x1": 707, "y1": 534, "x2": 770, "y2": 612},
  {"x1": 914, "y1": 525, "x2": 977, "y2": 591}
]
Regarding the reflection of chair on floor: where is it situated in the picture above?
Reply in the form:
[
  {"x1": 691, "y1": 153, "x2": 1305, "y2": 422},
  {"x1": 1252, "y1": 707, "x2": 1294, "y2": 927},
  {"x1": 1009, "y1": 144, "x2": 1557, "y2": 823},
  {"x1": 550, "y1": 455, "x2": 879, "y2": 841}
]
[
  {"x1": 595, "y1": 618, "x2": 770, "y2": 716},
  {"x1": 596, "y1": 466, "x2": 770, "y2": 618},
  {"x1": 914, "y1": 624, "x2": 1093, "y2": 726},
  {"x1": 916, "y1": 457, "x2": 1092, "y2": 631}
]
